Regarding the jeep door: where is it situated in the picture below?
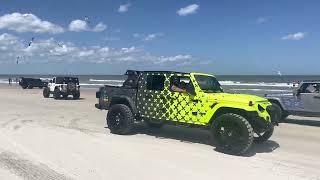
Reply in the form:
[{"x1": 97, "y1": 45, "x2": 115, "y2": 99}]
[
  {"x1": 165, "y1": 75, "x2": 204, "y2": 123},
  {"x1": 137, "y1": 74, "x2": 167, "y2": 120},
  {"x1": 298, "y1": 83, "x2": 320, "y2": 114}
]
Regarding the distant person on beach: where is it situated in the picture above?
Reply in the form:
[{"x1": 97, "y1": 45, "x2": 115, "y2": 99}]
[{"x1": 8, "y1": 77, "x2": 12, "y2": 85}]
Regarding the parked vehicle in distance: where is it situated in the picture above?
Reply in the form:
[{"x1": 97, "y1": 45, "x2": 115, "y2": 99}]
[
  {"x1": 265, "y1": 80, "x2": 320, "y2": 121},
  {"x1": 95, "y1": 70, "x2": 278, "y2": 155},
  {"x1": 19, "y1": 77, "x2": 48, "y2": 89},
  {"x1": 43, "y1": 76, "x2": 80, "y2": 100}
]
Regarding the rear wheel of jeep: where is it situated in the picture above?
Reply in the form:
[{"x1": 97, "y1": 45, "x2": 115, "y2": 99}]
[
  {"x1": 53, "y1": 89, "x2": 61, "y2": 100},
  {"x1": 73, "y1": 92, "x2": 80, "y2": 99},
  {"x1": 211, "y1": 113, "x2": 253, "y2": 155},
  {"x1": 107, "y1": 104, "x2": 134, "y2": 135},
  {"x1": 43, "y1": 87, "x2": 50, "y2": 98}
]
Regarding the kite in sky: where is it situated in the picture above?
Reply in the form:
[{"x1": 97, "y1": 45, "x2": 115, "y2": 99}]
[{"x1": 28, "y1": 37, "x2": 35, "y2": 47}]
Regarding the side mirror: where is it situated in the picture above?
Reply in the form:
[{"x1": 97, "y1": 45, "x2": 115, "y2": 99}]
[{"x1": 186, "y1": 85, "x2": 196, "y2": 96}]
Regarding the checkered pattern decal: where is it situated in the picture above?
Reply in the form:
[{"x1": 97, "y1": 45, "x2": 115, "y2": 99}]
[{"x1": 137, "y1": 73, "x2": 211, "y2": 125}]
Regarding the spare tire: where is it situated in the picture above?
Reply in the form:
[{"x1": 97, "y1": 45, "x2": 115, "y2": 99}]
[{"x1": 67, "y1": 82, "x2": 76, "y2": 91}]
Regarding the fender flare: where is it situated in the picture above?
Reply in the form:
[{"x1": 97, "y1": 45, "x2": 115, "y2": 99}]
[
  {"x1": 266, "y1": 97, "x2": 286, "y2": 111},
  {"x1": 109, "y1": 96, "x2": 137, "y2": 115}
]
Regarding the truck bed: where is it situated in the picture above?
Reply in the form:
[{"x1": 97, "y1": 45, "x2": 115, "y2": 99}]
[{"x1": 96, "y1": 85, "x2": 137, "y2": 110}]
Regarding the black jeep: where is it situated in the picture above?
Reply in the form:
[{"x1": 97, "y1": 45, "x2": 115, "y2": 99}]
[{"x1": 19, "y1": 77, "x2": 48, "y2": 89}]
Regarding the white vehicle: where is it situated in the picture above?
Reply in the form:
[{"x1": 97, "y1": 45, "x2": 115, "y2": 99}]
[{"x1": 43, "y1": 76, "x2": 80, "y2": 100}]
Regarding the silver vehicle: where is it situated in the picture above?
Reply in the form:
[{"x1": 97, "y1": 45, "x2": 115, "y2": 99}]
[
  {"x1": 265, "y1": 80, "x2": 320, "y2": 121},
  {"x1": 43, "y1": 76, "x2": 80, "y2": 100}
]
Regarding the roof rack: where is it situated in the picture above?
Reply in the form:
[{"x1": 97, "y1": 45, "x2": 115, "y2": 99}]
[
  {"x1": 301, "y1": 80, "x2": 320, "y2": 83},
  {"x1": 124, "y1": 70, "x2": 187, "y2": 75}
]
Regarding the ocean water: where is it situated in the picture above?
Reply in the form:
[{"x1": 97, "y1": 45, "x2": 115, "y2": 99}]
[{"x1": 1, "y1": 74, "x2": 320, "y2": 96}]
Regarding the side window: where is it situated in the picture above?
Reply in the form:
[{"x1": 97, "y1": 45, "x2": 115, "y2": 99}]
[
  {"x1": 146, "y1": 75, "x2": 165, "y2": 91},
  {"x1": 170, "y1": 76, "x2": 190, "y2": 93},
  {"x1": 300, "y1": 83, "x2": 320, "y2": 93}
]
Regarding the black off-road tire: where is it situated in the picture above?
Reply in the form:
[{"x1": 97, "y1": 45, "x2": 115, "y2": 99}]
[
  {"x1": 43, "y1": 87, "x2": 50, "y2": 98},
  {"x1": 281, "y1": 113, "x2": 289, "y2": 121},
  {"x1": 107, "y1": 104, "x2": 134, "y2": 135},
  {"x1": 253, "y1": 125, "x2": 274, "y2": 143},
  {"x1": 145, "y1": 120, "x2": 164, "y2": 128},
  {"x1": 270, "y1": 102, "x2": 283, "y2": 123},
  {"x1": 211, "y1": 113, "x2": 254, "y2": 155},
  {"x1": 22, "y1": 86, "x2": 27, "y2": 89},
  {"x1": 53, "y1": 89, "x2": 61, "y2": 100},
  {"x1": 73, "y1": 91, "x2": 80, "y2": 100}
]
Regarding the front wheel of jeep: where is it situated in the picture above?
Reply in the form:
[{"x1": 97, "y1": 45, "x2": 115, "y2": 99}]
[
  {"x1": 43, "y1": 87, "x2": 50, "y2": 98},
  {"x1": 107, "y1": 104, "x2": 134, "y2": 135},
  {"x1": 270, "y1": 102, "x2": 282, "y2": 123},
  {"x1": 211, "y1": 113, "x2": 253, "y2": 155},
  {"x1": 253, "y1": 125, "x2": 274, "y2": 143},
  {"x1": 53, "y1": 89, "x2": 61, "y2": 100}
]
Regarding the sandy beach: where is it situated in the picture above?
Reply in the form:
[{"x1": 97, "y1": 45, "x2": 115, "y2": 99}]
[{"x1": 0, "y1": 84, "x2": 320, "y2": 180}]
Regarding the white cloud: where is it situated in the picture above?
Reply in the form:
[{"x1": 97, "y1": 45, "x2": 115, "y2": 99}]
[
  {"x1": 256, "y1": 16, "x2": 270, "y2": 24},
  {"x1": 69, "y1": 20, "x2": 107, "y2": 32},
  {"x1": 68, "y1": 20, "x2": 89, "y2": 32},
  {"x1": 281, "y1": 32, "x2": 305, "y2": 40},
  {"x1": 0, "y1": 13, "x2": 64, "y2": 34},
  {"x1": 118, "y1": 3, "x2": 130, "y2": 13},
  {"x1": 133, "y1": 33, "x2": 164, "y2": 41},
  {"x1": 157, "y1": 55, "x2": 192, "y2": 64},
  {"x1": 0, "y1": 33, "x2": 195, "y2": 65},
  {"x1": 177, "y1": 4, "x2": 199, "y2": 16},
  {"x1": 133, "y1": 33, "x2": 142, "y2": 38},
  {"x1": 144, "y1": 33, "x2": 163, "y2": 41},
  {"x1": 93, "y1": 22, "x2": 107, "y2": 32}
]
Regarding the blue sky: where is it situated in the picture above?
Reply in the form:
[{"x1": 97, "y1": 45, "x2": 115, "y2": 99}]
[{"x1": 0, "y1": 0, "x2": 319, "y2": 75}]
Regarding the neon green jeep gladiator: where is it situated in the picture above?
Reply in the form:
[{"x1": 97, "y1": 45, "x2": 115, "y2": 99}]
[{"x1": 96, "y1": 70, "x2": 278, "y2": 155}]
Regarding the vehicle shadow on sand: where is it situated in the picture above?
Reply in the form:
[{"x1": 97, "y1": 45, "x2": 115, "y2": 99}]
[
  {"x1": 48, "y1": 97, "x2": 86, "y2": 101},
  {"x1": 283, "y1": 118, "x2": 320, "y2": 127},
  {"x1": 134, "y1": 124, "x2": 280, "y2": 157}
]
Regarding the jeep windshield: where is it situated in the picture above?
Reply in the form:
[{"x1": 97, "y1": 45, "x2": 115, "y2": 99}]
[
  {"x1": 56, "y1": 77, "x2": 79, "y2": 84},
  {"x1": 194, "y1": 75, "x2": 223, "y2": 93}
]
